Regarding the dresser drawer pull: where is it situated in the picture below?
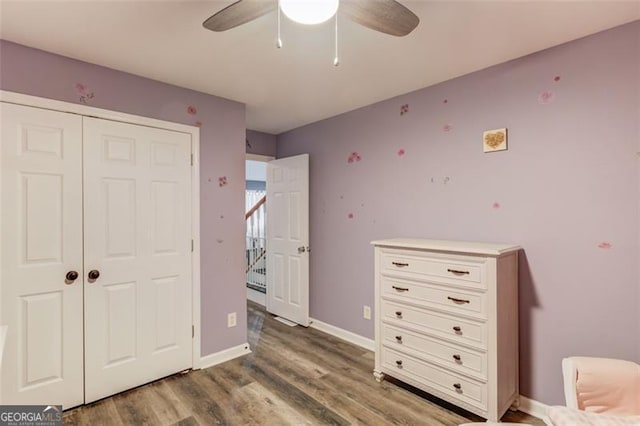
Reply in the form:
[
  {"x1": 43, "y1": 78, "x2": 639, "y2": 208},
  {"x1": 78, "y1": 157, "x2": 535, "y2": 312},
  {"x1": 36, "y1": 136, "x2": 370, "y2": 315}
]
[
  {"x1": 452, "y1": 326, "x2": 462, "y2": 333},
  {"x1": 392, "y1": 285, "x2": 409, "y2": 292},
  {"x1": 392, "y1": 261, "x2": 409, "y2": 267},
  {"x1": 452, "y1": 354, "x2": 461, "y2": 362},
  {"x1": 447, "y1": 296, "x2": 470, "y2": 304},
  {"x1": 395, "y1": 311, "x2": 403, "y2": 318},
  {"x1": 453, "y1": 383, "x2": 462, "y2": 390},
  {"x1": 395, "y1": 360, "x2": 403, "y2": 368},
  {"x1": 395, "y1": 335, "x2": 403, "y2": 343},
  {"x1": 447, "y1": 268, "x2": 470, "y2": 275}
]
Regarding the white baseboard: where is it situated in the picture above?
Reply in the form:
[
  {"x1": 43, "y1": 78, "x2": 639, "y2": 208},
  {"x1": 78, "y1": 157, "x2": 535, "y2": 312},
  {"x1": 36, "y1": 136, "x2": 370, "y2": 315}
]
[
  {"x1": 198, "y1": 342, "x2": 251, "y2": 370},
  {"x1": 309, "y1": 318, "x2": 375, "y2": 351},
  {"x1": 247, "y1": 287, "x2": 266, "y2": 306},
  {"x1": 519, "y1": 395, "x2": 549, "y2": 420}
]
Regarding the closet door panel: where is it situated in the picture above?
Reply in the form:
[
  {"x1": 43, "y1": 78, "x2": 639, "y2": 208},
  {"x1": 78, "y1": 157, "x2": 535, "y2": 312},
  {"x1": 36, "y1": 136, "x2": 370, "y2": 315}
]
[
  {"x1": 83, "y1": 117, "x2": 192, "y2": 403},
  {"x1": 0, "y1": 103, "x2": 84, "y2": 408}
]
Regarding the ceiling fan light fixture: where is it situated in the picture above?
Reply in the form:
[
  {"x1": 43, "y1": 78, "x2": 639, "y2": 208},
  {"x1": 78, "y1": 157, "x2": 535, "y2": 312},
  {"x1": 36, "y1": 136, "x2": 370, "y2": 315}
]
[{"x1": 280, "y1": 0, "x2": 339, "y2": 25}]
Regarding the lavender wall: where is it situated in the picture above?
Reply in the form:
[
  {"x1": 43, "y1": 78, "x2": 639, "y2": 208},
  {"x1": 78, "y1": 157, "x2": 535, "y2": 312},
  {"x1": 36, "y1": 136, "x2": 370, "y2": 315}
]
[
  {"x1": 0, "y1": 40, "x2": 248, "y2": 357},
  {"x1": 246, "y1": 129, "x2": 277, "y2": 157},
  {"x1": 277, "y1": 21, "x2": 640, "y2": 405}
]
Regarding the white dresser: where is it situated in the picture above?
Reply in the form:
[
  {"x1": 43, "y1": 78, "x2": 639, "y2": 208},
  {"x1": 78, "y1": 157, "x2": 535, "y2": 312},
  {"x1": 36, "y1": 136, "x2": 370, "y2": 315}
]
[{"x1": 372, "y1": 239, "x2": 520, "y2": 422}]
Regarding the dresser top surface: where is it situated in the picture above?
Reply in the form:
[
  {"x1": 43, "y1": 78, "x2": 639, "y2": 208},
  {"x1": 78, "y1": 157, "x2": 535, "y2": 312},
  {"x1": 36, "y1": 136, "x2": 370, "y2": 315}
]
[{"x1": 371, "y1": 238, "x2": 521, "y2": 256}]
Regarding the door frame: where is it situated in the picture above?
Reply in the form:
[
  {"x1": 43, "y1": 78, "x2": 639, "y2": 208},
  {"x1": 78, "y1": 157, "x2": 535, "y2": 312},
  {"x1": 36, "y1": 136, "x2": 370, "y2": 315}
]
[
  {"x1": 246, "y1": 154, "x2": 275, "y2": 162},
  {"x1": 0, "y1": 90, "x2": 203, "y2": 369},
  {"x1": 245, "y1": 154, "x2": 274, "y2": 307}
]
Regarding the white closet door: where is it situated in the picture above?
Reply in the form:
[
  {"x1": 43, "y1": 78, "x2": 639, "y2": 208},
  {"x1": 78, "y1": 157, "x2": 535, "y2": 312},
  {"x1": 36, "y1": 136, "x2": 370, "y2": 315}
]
[
  {"x1": 82, "y1": 117, "x2": 193, "y2": 403},
  {"x1": 0, "y1": 103, "x2": 84, "y2": 408}
]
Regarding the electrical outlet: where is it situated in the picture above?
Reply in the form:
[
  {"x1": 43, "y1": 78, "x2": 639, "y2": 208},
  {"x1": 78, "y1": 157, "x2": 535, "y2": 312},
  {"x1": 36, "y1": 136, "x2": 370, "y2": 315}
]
[
  {"x1": 227, "y1": 312, "x2": 237, "y2": 328},
  {"x1": 363, "y1": 305, "x2": 371, "y2": 320}
]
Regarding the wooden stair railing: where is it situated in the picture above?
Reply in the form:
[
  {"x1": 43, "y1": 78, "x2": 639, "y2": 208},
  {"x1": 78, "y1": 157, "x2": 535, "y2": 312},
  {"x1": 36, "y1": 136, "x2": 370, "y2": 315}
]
[
  {"x1": 245, "y1": 195, "x2": 266, "y2": 220},
  {"x1": 246, "y1": 194, "x2": 267, "y2": 278},
  {"x1": 246, "y1": 247, "x2": 266, "y2": 273}
]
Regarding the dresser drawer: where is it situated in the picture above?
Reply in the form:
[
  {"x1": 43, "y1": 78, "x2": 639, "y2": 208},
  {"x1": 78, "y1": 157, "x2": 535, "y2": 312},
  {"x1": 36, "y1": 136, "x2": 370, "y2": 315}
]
[
  {"x1": 381, "y1": 300, "x2": 487, "y2": 349},
  {"x1": 381, "y1": 250, "x2": 485, "y2": 289},
  {"x1": 382, "y1": 323, "x2": 487, "y2": 379},
  {"x1": 381, "y1": 347, "x2": 488, "y2": 411},
  {"x1": 382, "y1": 276, "x2": 486, "y2": 318}
]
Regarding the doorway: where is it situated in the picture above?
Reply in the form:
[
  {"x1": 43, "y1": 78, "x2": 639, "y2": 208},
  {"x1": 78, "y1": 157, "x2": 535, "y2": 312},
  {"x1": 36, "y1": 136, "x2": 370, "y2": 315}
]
[
  {"x1": 245, "y1": 153, "x2": 310, "y2": 327},
  {"x1": 245, "y1": 155, "x2": 272, "y2": 306}
]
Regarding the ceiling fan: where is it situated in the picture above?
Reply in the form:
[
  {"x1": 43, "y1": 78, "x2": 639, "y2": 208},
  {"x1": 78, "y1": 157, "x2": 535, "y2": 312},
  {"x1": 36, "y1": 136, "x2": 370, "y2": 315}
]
[{"x1": 203, "y1": 0, "x2": 420, "y2": 37}]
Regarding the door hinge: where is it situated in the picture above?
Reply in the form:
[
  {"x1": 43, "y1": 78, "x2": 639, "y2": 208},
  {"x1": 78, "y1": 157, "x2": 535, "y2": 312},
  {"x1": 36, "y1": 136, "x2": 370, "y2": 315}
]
[
  {"x1": 191, "y1": 239, "x2": 194, "y2": 252},
  {"x1": 192, "y1": 325, "x2": 195, "y2": 338},
  {"x1": 191, "y1": 153, "x2": 194, "y2": 166}
]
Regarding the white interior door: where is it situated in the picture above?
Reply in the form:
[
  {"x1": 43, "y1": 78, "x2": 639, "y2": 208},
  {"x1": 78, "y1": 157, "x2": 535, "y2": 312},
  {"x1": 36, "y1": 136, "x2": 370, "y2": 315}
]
[
  {"x1": 0, "y1": 103, "x2": 84, "y2": 408},
  {"x1": 266, "y1": 154, "x2": 310, "y2": 326},
  {"x1": 82, "y1": 117, "x2": 193, "y2": 403}
]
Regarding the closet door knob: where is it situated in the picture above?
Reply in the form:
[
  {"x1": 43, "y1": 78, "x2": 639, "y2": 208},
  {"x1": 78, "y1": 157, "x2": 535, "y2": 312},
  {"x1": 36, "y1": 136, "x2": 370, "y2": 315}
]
[
  {"x1": 65, "y1": 271, "x2": 79, "y2": 282},
  {"x1": 88, "y1": 270, "x2": 100, "y2": 280}
]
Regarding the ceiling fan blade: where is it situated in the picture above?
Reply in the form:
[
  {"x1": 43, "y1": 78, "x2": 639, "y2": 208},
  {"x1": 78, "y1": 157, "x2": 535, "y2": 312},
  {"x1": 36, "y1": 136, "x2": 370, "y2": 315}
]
[
  {"x1": 341, "y1": 0, "x2": 419, "y2": 37},
  {"x1": 203, "y1": 0, "x2": 276, "y2": 32}
]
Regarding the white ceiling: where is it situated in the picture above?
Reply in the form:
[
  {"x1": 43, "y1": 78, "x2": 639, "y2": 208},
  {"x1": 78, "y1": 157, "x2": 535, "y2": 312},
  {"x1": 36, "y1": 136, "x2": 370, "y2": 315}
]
[{"x1": 1, "y1": 1, "x2": 638, "y2": 134}]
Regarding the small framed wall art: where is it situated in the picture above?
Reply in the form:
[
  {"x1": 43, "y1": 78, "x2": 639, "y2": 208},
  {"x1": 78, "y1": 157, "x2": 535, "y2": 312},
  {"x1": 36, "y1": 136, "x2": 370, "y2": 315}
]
[{"x1": 483, "y1": 128, "x2": 508, "y2": 153}]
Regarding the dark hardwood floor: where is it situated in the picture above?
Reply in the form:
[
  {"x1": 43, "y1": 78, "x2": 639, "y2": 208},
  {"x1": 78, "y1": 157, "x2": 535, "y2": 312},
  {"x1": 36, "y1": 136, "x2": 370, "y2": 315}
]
[{"x1": 64, "y1": 301, "x2": 544, "y2": 425}]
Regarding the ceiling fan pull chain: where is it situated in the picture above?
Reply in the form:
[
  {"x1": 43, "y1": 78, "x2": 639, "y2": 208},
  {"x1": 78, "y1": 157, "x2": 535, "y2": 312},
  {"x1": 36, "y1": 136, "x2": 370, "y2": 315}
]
[
  {"x1": 277, "y1": 0, "x2": 283, "y2": 48},
  {"x1": 333, "y1": 12, "x2": 339, "y2": 66}
]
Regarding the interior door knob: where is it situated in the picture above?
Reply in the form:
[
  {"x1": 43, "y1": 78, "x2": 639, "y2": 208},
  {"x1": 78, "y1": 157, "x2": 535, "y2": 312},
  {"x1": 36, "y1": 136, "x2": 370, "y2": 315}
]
[
  {"x1": 88, "y1": 270, "x2": 100, "y2": 280},
  {"x1": 65, "y1": 271, "x2": 79, "y2": 282}
]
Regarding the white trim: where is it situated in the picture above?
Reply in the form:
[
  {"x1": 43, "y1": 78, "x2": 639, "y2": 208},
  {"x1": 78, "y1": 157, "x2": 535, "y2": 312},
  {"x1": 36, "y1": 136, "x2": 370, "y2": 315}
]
[
  {"x1": 0, "y1": 90, "x2": 196, "y2": 134},
  {"x1": 561, "y1": 357, "x2": 579, "y2": 409},
  {"x1": 198, "y1": 343, "x2": 252, "y2": 370},
  {"x1": 309, "y1": 318, "x2": 375, "y2": 351},
  {"x1": 191, "y1": 125, "x2": 202, "y2": 369},
  {"x1": 0, "y1": 326, "x2": 5, "y2": 402},
  {"x1": 519, "y1": 395, "x2": 549, "y2": 420},
  {"x1": 0, "y1": 90, "x2": 202, "y2": 371},
  {"x1": 246, "y1": 153, "x2": 275, "y2": 162},
  {"x1": 0, "y1": 326, "x2": 6, "y2": 367},
  {"x1": 247, "y1": 287, "x2": 266, "y2": 306}
]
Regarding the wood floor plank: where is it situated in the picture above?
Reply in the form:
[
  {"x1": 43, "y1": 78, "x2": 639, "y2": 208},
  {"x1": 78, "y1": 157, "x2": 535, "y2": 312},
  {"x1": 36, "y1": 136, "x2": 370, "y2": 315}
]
[
  {"x1": 269, "y1": 341, "x2": 329, "y2": 379},
  {"x1": 64, "y1": 397, "x2": 123, "y2": 425},
  {"x1": 111, "y1": 385, "x2": 163, "y2": 425},
  {"x1": 361, "y1": 351, "x2": 375, "y2": 361},
  {"x1": 170, "y1": 416, "x2": 199, "y2": 426},
  {"x1": 189, "y1": 368, "x2": 255, "y2": 425},
  {"x1": 166, "y1": 372, "x2": 230, "y2": 425},
  {"x1": 247, "y1": 345, "x2": 392, "y2": 425},
  {"x1": 261, "y1": 329, "x2": 460, "y2": 425},
  {"x1": 64, "y1": 300, "x2": 544, "y2": 426},
  {"x1": 245, "y1": 359, "x2": 351, "y2": 426},
  {"x1": 142, "y1": 380, "x2": 193, "y2": 424},
  {"x1": 249, "y1": 305, "x2": 511, "y2": 426},
  {"x1": 236, "y1": 381, "x2": 315, "y2": 425}
]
